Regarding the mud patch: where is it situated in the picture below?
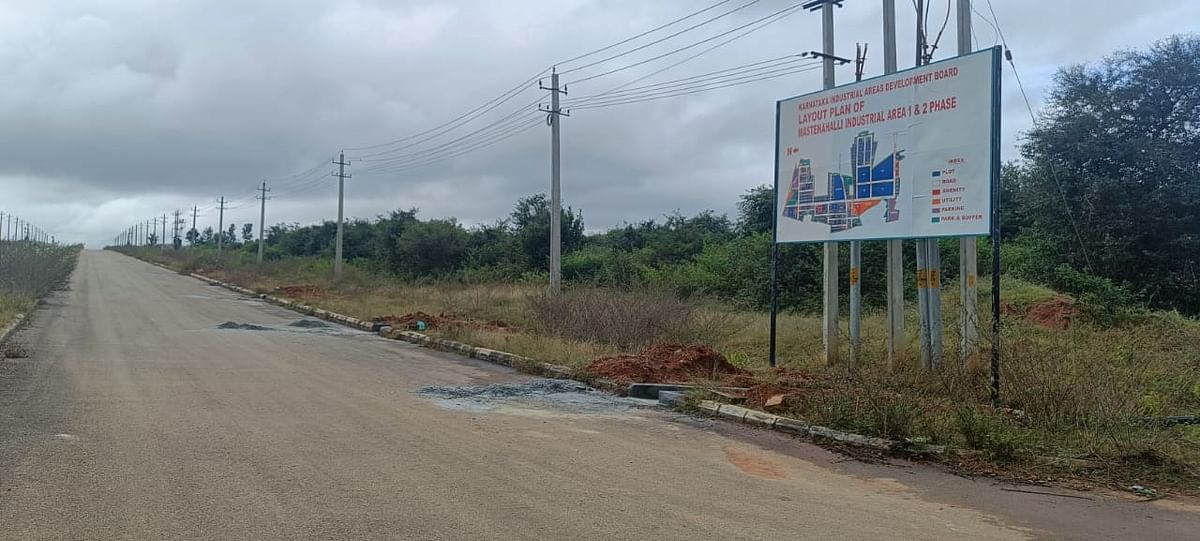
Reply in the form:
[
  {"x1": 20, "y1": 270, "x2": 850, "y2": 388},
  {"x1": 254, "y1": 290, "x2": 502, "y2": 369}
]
[
  {"x1": 1, "y1": 341, "x2": 30, "y2": 359},
  {"x1": 724, "y1": 447, "x2": 786, "y2": 480},
  {"x1": 1026, "y1": 296, "x2": 1077, "y2": 329},
  {"x1": 588, "y1": 344, "x2": 749, "y2": 385},
  {"x1": 288, "y1": 319, "x2": 330, "y2": 329},
  {"x1": 415, "y1": 378, "x2": 642, "y2": 416},
  {"x1": 217, "y1": 321, "x2": 273, "y2": 331}
]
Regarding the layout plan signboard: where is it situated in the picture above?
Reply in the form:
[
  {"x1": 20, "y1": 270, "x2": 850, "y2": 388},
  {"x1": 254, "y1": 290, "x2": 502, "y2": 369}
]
[{"x1": 775, "y1": 47, "x2": 1001, "y2": 243}]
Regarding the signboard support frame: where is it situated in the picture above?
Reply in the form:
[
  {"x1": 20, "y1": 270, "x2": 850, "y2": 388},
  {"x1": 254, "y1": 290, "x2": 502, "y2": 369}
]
[
  {"x1": 883, "y1": 0, "x2": 904, "y2": 369},
  {"x1": 820, "y1": 0, "x2": 841, "y2": 367},
  {"x1": 958, "y1": 0, "x2": 980, "y2": 366}
]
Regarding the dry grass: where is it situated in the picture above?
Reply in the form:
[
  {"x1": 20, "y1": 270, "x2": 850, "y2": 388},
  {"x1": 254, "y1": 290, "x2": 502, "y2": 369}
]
[
  {"x1": 0, "y1": 241, "x2": 80, "y2": 328},
  {"x1": 527, "y1": 287, "x2": 742, "y2": 350}
]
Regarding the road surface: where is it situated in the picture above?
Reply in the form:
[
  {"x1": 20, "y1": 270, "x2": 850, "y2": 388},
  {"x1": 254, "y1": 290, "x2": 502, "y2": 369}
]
[{"x1": 0, "y1": 251, "x2": 1195, "y2": 540}]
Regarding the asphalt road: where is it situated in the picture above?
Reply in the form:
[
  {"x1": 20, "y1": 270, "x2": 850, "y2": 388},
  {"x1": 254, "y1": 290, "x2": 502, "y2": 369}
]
[{"x1": 0, "y1": 251, "x2": 1195, "y2": 540}]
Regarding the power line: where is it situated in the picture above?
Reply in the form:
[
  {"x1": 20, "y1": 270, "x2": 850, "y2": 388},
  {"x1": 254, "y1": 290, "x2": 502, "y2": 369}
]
[
  {"x1": 566, "y1": 1, "x2": 808, "y2": 86},
  {"x1": 556, "y1": 0, "x2": 737, "y2": 67},
  {"x1": 570, "y1": 4, "x2": 809, "y2": 102},
  {"x1": 356, "y1": 118, "x2": 541, "y2": 174},
  {"x1": 343, "y1": 73, "x2": 546, "y2": 157},
  {"x1": 356, "y1": 106, "x2": 541, "y2": 165},
  {"x1": 570, "y1": 63, "x2": 823, "y2": 110},
  {"x1": 970, "y1": 5, "x2": 1000, "y2": 47},
  {"x1": 357, "y1": 117, "x2": 544, "y2": 175},
  {"x1": 559, "y1": 0, "x2": 766, "y2": 76},
  {"x1": 566, "y1": 56, "x2": 817, "y2": 106},
  {"x1": 342, "y1": 0, "x2": 761, "y2": 158}
]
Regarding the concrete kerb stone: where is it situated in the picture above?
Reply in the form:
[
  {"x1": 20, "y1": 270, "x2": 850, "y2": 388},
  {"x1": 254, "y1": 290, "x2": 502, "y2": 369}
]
[
  {"x1": 691, "y1": 398, "x2": 945, "y2": 456},
  {"x1": 0, "y1": 313, "x2": 26, "y2": 347}
]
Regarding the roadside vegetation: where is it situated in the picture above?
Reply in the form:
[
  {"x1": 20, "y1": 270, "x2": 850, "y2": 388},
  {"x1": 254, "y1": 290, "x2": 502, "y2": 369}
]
[
  {"x1": 111, "y1": 36, "x2": 1200, "y2": 491},
  {"x1": 0, "y1": 240, "x2": 81, "y2": 328}
]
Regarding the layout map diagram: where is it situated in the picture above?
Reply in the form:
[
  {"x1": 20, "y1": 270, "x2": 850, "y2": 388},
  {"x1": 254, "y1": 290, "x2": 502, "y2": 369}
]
[
  {"x1": 781, "y1": 130, "x2": 904, "y2": 233},
  {"x1": 774, "y1": 47, "x2": 1000, "y2": 243}
]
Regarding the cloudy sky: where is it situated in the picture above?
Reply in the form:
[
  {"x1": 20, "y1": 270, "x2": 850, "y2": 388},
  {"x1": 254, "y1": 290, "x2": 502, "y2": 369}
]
[{"x1": 0, "y1": 0, "x2": 1196, "y2": 246}]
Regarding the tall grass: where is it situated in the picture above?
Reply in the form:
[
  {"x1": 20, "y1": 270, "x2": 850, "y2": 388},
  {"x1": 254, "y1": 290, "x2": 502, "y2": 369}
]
[{"x1": 0, "y1": 240, "x2": 80, "y2": 326}]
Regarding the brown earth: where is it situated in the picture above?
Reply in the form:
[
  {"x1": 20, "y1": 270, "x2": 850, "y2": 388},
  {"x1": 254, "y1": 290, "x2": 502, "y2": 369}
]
[
  {"x1": 1001, "y1": 296, "x2": 1078, "y2": 330},
  {"x1": 587, "y1": 344, "x2": 749, "y2": 385},
  {"x1": 277, "y1": 285, "x2": 326, "y2": 299},
  {"x1": 741, "y1": 367, "x2": 826, "y2": 410},
  {"x1": 1026, "y1": 296, "x2": 1077, "y2": 329}
]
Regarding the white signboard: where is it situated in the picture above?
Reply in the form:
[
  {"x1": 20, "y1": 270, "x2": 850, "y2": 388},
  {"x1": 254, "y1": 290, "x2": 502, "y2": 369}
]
[{"x1": 775, "y1": 47, "x2": 1000, "y2": 243}]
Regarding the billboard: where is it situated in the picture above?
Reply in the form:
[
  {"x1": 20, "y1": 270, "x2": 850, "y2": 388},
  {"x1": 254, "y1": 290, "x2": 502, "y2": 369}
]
[{"x1": 774, "y1": 47, "x2": 1000, "y2": 243}]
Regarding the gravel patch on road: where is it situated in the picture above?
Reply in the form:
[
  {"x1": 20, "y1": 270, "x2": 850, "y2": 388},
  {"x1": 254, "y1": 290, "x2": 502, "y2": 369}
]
[
  {"x1": 415, "y1": 379, "x2": 650, "y2": 416},
  {"x1": 288, "y1": 319, "x2": 331, "y2": 329}
]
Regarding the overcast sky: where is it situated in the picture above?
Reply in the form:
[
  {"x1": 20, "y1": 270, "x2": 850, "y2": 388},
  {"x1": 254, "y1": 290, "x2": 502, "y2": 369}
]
[{"x1": 0, "y1": 0, "x2": 1196, "y2": 246}]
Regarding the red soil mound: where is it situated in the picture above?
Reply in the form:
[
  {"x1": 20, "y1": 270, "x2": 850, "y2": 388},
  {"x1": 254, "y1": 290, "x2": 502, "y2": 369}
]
[
  {"x1": 587, "y1": 344, "x2": 749, "y2": 385},
  {"x1": 1026, "y1": 297, "x2": 1077, "y2": 330}
]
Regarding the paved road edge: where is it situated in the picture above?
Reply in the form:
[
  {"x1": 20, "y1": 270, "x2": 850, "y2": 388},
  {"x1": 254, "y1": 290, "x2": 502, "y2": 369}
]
[{"x1": 0, "y1": 313, "x2": 26, "y2": 347}]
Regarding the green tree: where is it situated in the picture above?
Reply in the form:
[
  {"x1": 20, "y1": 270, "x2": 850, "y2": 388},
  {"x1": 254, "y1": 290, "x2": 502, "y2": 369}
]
[
  {"x1": 1019, "y1": 35, "x2": 1200, "y2": 313},
  {"x1": 373, "y1": 209, "x2": 420, "y2": 271},
  {"x1": 510, "y1": 194, "x2": 584, "y2": 271},
  {"x1": 393, "y1": 219, "x2": 469, "y2": 276},
  {"x1": 241, "y1": 223, "x2": 254, "y2": 244},
  {"x1": 737, "y1": 185, "x2": 774, "y2": 235}
]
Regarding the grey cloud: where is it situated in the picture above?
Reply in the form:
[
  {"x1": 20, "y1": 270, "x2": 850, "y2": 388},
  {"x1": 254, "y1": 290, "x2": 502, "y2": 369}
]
[{"x1": 0, "y1": 0, "x2": 1195, "y2": 246}]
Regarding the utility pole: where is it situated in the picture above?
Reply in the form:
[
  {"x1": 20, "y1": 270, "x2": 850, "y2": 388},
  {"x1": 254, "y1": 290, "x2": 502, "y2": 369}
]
[
  {"x1": 914, "y1": 0, "x2": 933, "y2": 368},
  {"x1": 957, "y1": 0, "x2": 980, "y2": 365},
  {"x1": 217, "y1": 197, "x2": 226, "y2": 258},
  {"x1": 161, "y1": 213, "x2": 167, "y2": 253},
  {"x1": 333, "y1": 152, "x2": 351, "y2": 279},
  {"x1": 191, "y1": 206, "x2": 199, "y2": 248},
  {"x1": 913, "y1": 0, "x2": 944, "y2": 369},
  {"x1": 849, "y1": 42, "x2": 867, "y2": 369},
  {"x1": 173, "y1": 209, "x2": 181, "y2": 250},
  {"x1": 257, "y1": 180, "x2": 270, "y2": 263},
  {"x1": 883, "y1": 0, "x2": 905, "y2": 368},
  {"x1": 820, "y1": 0, "x2": 840, "y2": 366},
  {"x1": 540, "y1": 70, "x2": 569, "y2": 295}
]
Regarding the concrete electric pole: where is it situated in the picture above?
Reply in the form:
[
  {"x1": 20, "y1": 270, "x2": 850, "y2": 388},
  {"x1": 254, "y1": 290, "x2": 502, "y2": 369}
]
[
  {"x1": 257, "y1": 180, "x2": 270, "y2": 263},
  {"x1": 883, "y1": 0, "x2": 905, "y2": 368},
  {"x1": 820, "y1": 0, "x2": 840, "y2": 366},
  {"x1": 333, "y1": 152, "x2": 351, "y2": 279},
  {"x1": 540, "y1": 70, "x2": 569, "y2": 295},
  {"x1": 957, "y1": 0, "x2": 980, "y2": 365},
  {"x1": 217, "y1": 196, "x2": 226, "y2": 258}
]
